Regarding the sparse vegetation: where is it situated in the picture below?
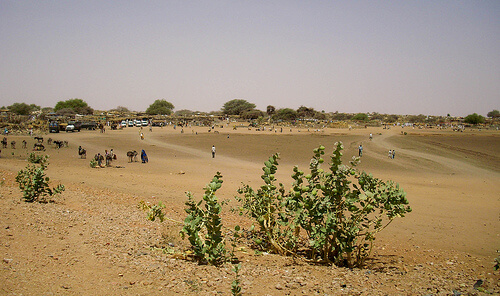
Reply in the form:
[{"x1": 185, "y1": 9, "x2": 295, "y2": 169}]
[
  {"x1": 180, "y1": 172, "x2": 228, "y2": 266},
  {"x1": 231, "y1": 263, "x2": 243, "y2": 296},
  {"x1": 236, "y1": 143, "x2": 411, "y2": 267},
  {"x1": 89, "y1": 158, "x2": 97, "y2": 168},
  {"x1": 15, "y1": 155, "x2": 65, "y2": 202}
]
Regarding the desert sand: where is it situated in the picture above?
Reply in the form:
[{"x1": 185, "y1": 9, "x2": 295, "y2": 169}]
[{"x1": 0, "y1": 124, "x2": 499, "y2": 295}]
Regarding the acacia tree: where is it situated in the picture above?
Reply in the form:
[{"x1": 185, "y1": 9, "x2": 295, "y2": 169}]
[
  {"x1": 297, "y1": 106, "x2": 317, "y2": 118},
  {"x1": 266, "y1": 105, "x2": 276, "y2": 117},
  {"x1": 8, "y1": 103, "x2": 40, "y2": 115},
  {"x1": 145, "y1": 99, "x2": 174, "y2": 115},
  {"x1": 241, "y1": 110, "x2": 265, "y2": 120},
  {"x1": 464, "y1": 113, "x2": 485, "y2": 124},
  {"x1": 222, "y1": 99, "x2": 256, "y2": 115},
  {"x1": 273, "y1": 108, "x2": 298, "y2": 121},
  {"x1": 111, "y1": 106, "x2": 130, "y2": 114},
  {"x1": 487, "y1": 109, "x2": 499, "y2": 119},
  {"x1": 54, "y1": 99, "x2": 93, "y2": 115}
]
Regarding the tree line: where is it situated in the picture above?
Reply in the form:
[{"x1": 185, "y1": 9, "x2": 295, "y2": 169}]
[{"x1": 2, "y1": 98, "x2": 499, "y2": 124}]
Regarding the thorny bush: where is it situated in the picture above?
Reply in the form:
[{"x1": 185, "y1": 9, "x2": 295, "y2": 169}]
[{"x1": 236, "y1": 142, "x2": 411, "y2": 267}]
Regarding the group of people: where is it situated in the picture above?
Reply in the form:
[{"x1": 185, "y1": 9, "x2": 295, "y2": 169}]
[
  {"x1": 93, "y1": 149, "x2": 117, "y2": 167},
  {"x1": 388, "y1": 149, "x2": 396, "y2": 159}
]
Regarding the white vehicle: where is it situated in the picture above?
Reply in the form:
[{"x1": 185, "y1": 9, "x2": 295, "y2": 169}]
[
  {"x1": 142, "y1": 119, "x2": 148, "y2": 126},
  {"x1": 65, "y1": 124, "x2": 75, "y2": 132},
  {"x1": 128, "y1": 121, "x2": 134, "y2": 127},
  {"x1": 121, "y1": 121, "x2": 127, "y2": 127},
  {"x1": 135, "y1": 119, "x2": 142, "y2": 127}
]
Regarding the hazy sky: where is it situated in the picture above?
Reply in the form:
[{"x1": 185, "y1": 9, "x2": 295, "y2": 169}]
[{"x1": 1, "y1": 1, "x2": 498, "y2": 116}]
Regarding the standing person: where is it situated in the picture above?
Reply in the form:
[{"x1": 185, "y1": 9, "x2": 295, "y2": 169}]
[
  {"x1": 388, "y1": 150, "x2": 392, "y2": 159},
  {"x1": 141, "y1": 149, "x2": 148, "y2": 163},
  {"x1": 140, "y1": 132, "x2": 144, "y2": 140},
  {"x1": 369, "y1": 133, "x2": 373, "y2": 140},
  {"x1": 358, "y1": 144, "x2": 363, "y2": 157},
  {"x1": 211, "y1": 145, "x2": 216, "y2": 158},
  {"x1": 392, "y1": 150, "x2": 396, "y2": 159}
]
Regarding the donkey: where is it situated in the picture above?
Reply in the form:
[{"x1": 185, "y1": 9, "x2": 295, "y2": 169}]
[
  {"x1": 53, "y1": 140, "x2": 64, "y2": 149},
  {"x1": 127, "y1": 150, "x2": 138, "y2": 162}
]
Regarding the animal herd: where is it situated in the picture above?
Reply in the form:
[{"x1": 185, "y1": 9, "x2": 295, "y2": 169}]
[
  {"x1": 0, "y1": 136, "x2": 69, "y2": 157},
  {"x1": 1, "y1": 136, "x2": 140, "y2": 165}
]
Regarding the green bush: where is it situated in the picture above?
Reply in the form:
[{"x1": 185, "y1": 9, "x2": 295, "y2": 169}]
[
  {"x1": 138, "y1": 201, "x2": 165, "y2": 222},
  {"x1": 180, "y1": 172, "x2": 227, "y2": 266},
  {"x1": 16, "y1": 156, "x2": 65, "y2": 203},
  {"x1": 27, "y1": 152, "x2": 47, "y2": 165},
  {"x1": 89, "y1": 158, "x2": 97, "y2": 168},
  {"x1": 464, "y1": 113, "x2": 485, "y2": 124},
  {"x1": 237, "y1": 143, "x2": 411, "y2": 267}
]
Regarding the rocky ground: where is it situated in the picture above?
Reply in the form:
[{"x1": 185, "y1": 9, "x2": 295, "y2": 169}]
[
  {"x1": 0, "y1": 125, "x2": 499, "y2": 295},
  {"x1": 1, "y1": 170, "x2": 498, "y2": 295}
]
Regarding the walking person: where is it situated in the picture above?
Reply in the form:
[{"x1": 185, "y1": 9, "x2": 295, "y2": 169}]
[
  {"x1": 211, "y1": 145, "x2": 216, "y2": 158},
  {"x1": 358, "y1": 144, "x2": 363, "y2": 157},
  {"x1": 392, "y1": 150, "x2": 395, "y2": 159},
  {"x1": 388, "y1": 150, "x2": 392, "y2": 159}
]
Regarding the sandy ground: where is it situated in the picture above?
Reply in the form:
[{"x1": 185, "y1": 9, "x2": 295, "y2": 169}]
[{"x1": 0, "y1": 124, "x2": 499, "y2": 295}]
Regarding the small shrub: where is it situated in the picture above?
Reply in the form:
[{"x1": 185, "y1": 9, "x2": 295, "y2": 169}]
[
  {"x1": 89, "y1": 158, "x2": 97, "y2": 168},
  {"x1": 139, "y1": 201, "x2": 165, "y2": 222},
  {"x1": 16, "y1": 156, "x2": 65, "y2": 203},
  {"x1": 180, "y1": 172, "x2": 228, "y2": 266},
  {"x1": 231, "y1": 263, "x2": 242, "y2": 296},
  {"x1": 27, "y1": 152, "x2": 47, "y2": 164},
  {"x1": 237, "y1": 143, "x2": 411, "y2": 267}
]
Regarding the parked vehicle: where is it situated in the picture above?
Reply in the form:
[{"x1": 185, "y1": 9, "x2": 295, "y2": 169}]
[
  {"x1": 66, "y1": 121, "x2": 82, "y2": 132},
  {"x1": 128, "y1": 121, "x2": 134, "y2": 127},
  {"x1": 49, "y1": 121, "x2": 60, "y2": 133},
  {"x1": 121, "y1": 121, "x2": 127, "y2": 128},
  {"x1": 81, "y1": 122, "x2": 97, "y2": 130}
]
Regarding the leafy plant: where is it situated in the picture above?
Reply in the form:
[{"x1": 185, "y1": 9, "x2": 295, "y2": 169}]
[
  {"x1": 138, "y1": 201, "x2": 165, "y2": 222},
  {"x1": 237, "y1": 143, "x2": 411, "y2": 267},
  {"x1": 27, "y1": 152, "x2": 47, "y2": 164},
  {"x1": 15, "y1": 156, "x2": 65, "y2": 203},
  {"x1": 180, "y1": 172, "x2": 228, "y2": 266},
  {"x1": 231, "y1": 263, "x2": 242, "y2": 296},
  {"x1": 89, "y1": 158, "x2": 97, "y2": 168}
]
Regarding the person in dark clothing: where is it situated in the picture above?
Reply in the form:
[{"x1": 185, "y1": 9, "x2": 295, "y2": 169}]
[{"x1": 141, "y1": 149, "x2": 148, "y2": 163}]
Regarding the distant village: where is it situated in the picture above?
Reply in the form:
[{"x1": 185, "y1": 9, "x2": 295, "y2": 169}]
[{"x1": 1, "y1": 99, "x2": 498, "y2": 135}]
